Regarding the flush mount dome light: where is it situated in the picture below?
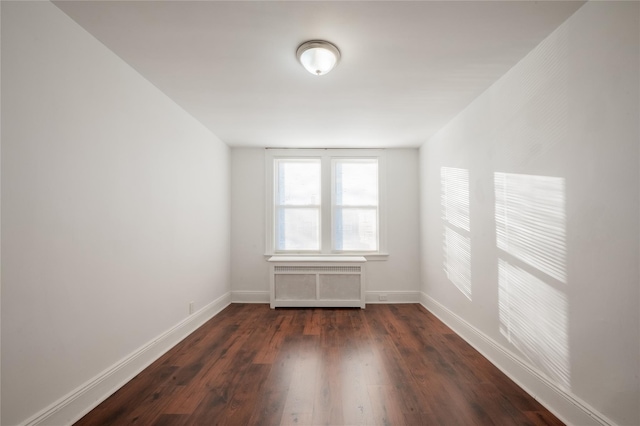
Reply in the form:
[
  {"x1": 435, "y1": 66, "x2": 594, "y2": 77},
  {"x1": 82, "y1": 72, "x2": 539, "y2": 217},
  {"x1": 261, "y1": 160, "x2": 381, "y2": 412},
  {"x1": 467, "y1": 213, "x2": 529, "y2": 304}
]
[{"x1": 296, "y1": 40, "x2": 341, "y2": 76}]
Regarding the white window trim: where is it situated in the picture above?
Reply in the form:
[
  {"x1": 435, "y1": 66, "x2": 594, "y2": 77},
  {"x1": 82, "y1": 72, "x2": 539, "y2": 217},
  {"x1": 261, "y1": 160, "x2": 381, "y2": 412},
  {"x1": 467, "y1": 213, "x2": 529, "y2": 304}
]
[{"x1": 265, "y1": 148, "x2": 388, "y2": 260}]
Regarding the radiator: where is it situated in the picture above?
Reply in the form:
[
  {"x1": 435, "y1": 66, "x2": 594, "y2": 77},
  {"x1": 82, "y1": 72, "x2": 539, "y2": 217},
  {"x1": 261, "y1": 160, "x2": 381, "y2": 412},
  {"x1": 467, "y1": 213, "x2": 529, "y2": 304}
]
[{"x1": 268, "y1": 256, "x2": 366, "y2": 309}]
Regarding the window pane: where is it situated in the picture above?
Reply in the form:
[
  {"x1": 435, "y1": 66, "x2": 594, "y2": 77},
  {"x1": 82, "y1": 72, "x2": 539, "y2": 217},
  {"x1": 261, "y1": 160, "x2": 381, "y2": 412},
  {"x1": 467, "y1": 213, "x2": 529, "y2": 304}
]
[
  {"x1": 276, "y1": 208, "x2": 320, "y2": 251},
  {"x1": 277, "y1": 160, "x2": 321, "y2": 205},
  {"x1": 335, "y1": 160, "x2": 378, "y2": 206},
  {"x1": 334, "y1": 208, "x2": 377, "y2": 251}
]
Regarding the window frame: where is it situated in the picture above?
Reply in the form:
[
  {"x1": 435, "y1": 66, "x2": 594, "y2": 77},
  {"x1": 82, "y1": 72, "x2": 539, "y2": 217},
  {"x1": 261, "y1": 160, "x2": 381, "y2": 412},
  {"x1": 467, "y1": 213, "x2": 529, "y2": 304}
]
[{"x1": 265, "y1": 149, "x2": 387, "y2": 259}]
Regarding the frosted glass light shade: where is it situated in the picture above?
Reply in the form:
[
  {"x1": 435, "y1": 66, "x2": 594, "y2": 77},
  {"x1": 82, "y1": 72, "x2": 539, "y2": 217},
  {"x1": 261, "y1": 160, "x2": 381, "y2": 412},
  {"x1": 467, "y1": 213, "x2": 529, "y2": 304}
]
[{"x1": 296, "y1": 40, "x2": 341, "y2": 76}]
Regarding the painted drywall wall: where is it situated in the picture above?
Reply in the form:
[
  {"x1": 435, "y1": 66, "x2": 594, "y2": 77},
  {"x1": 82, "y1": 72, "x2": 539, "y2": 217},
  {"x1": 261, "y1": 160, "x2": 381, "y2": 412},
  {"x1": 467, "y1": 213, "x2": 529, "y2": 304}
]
[
  {"x1": 1, "y1": 2, "x2": 230, "y2": 424},
  {"x1": 230, "y1": 149, "x2": 270, "y2": 302},
  {"x1": 231, "y1": 148, "x2": 420, "y2": 302},
  {"x1": 0, "y1": 2, "x2": 3, "y2": 422},
  {"x1": 419, "y1": 2, "x2": 639, "y2": 425}
]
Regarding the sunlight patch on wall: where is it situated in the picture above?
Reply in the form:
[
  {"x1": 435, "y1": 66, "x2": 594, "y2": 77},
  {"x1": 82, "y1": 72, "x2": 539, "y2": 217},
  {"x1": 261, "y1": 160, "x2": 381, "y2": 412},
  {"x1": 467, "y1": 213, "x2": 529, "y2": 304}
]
[
  {"x1": 495, "y1": 172, "x2": 566, "y2": 283},
  {"x1": 495, "y1": 172, "x2": 569, "y2": 388},
  {"x1": 441, "y1": 167, "x2": 471, "y2": 300},
  {"x1": 499, "y1": 259, "x2": 570, "y2": 388},
  {"x1": 444, "y1": 227, "x2": 471, "y2": 299},
  {"x1": 441, "y1": 167, "x2": 470, "y2": 231}
]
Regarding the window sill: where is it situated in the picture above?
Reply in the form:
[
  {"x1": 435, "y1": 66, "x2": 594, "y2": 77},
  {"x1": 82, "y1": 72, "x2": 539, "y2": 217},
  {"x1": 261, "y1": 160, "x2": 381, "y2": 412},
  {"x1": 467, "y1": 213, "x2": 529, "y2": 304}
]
[{"x1": 264, "y1": 253, "x2": 389, "y2": 261}]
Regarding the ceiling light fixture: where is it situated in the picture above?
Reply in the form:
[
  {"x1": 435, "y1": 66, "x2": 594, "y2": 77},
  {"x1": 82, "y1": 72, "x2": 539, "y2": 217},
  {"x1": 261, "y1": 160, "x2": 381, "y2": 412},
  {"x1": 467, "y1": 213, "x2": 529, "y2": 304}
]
[{"x1": 296, "y1": 40, "x2": 341, "y2": 76}]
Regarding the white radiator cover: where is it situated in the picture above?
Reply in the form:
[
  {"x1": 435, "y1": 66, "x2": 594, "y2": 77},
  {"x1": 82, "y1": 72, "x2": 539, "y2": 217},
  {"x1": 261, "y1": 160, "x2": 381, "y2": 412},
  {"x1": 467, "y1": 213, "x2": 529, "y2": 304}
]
[{"x1": 268, "y1": 256, "x2": 367, "y2": 308}]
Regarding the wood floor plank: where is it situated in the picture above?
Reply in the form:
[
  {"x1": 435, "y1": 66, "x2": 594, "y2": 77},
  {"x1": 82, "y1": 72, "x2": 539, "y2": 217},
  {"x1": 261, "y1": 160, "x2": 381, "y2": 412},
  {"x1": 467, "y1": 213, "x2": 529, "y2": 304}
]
[
  {"x1": 367, "y1": 384, "x2": 411, "y2": 426},
  {"x1": 75, "y1": 304, "x2": 565, "y2": 426},
  {"x1": 245, "y1": 388, "x2": 287, "y2": 426},
  {"x1": 310, "y1": 345, "x2": 344, "y2": 425},
  {"x1": 152, "y1": 413, "x2": 191, "y2": 426},
  {"x1": 161, "y1": 386, "x2": 208, "y2": 416},
  {"x1": 215, "y1": 363, "x2": 272, "y2": 425},
  {"x1": 280, "y1": 335, "x2": 319, "y2": 426},
  {"x1": 126, "y1": 385, "x2": 182, "y2": 425},
  {"x1": 252, "y1": 312, "x2": 293, "y2": 365},
  {"x1": 524, "y1": 410, "x2": 566, "y2": 426},
  {"x1": 302, "y1": 308, "x2": 322, "y2": 336},
  {"x1": 339, "y1": 337, "x2": 376, "y2": 425}
]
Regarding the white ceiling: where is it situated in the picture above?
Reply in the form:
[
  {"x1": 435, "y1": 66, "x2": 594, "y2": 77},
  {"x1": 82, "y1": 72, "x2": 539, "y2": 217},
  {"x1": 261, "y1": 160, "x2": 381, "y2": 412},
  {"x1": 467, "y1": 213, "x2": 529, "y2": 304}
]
[{"x1": 53, "y1": 1, "x2": 584, "y2": 148}]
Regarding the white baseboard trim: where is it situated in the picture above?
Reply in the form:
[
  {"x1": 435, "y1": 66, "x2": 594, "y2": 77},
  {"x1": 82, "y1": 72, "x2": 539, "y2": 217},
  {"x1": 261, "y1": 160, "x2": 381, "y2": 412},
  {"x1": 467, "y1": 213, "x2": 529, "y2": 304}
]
[
  {"x1": 23, "y1": 292, "x2": 232, "y2": 426},
  {"x1": 420, "y1": 292, "x2": 615, "y2": 426},
  {"x1": 231, "y1": 291, "x2": 420, "y2": 305},
  {"x1": 231, "y1": 290, "x2": 269, "y2": 303},
  {"x1": 366, "y1": 290, "x2": 420, "y2": 304}
]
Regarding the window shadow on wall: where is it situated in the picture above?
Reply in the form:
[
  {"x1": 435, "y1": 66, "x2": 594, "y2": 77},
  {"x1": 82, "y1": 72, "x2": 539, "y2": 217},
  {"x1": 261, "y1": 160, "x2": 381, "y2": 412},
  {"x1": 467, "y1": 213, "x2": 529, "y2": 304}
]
[
  {"x1": 441, "y1": 167, "x2": 471, "y2": 300},
  {"x1": 494, "y1": 172, "x2": 569, "y2": 389}
]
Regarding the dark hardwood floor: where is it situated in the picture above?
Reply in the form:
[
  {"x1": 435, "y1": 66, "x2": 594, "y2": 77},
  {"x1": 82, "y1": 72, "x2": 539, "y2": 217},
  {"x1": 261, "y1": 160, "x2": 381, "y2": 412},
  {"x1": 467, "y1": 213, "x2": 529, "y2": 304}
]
[{"x1": 75, "y1": 304, "x2": 564, "y2": 426}]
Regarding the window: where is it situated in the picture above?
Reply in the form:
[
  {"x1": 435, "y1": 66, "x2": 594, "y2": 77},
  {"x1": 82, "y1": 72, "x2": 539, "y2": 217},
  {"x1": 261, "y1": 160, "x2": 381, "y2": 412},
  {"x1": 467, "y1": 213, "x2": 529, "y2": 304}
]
[{"x1": 266, "y1": 149, "x2": 386, "y2": 257}]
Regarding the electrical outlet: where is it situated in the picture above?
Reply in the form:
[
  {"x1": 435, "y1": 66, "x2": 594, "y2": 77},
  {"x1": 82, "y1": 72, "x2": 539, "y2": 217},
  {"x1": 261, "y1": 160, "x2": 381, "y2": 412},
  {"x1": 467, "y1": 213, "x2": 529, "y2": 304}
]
[
  {"x1": 379, "y1": 294, "x2": 388, "y2": 301},
  {"x1": 189, "y1": 301, "x2": 195, "y2": 315}
]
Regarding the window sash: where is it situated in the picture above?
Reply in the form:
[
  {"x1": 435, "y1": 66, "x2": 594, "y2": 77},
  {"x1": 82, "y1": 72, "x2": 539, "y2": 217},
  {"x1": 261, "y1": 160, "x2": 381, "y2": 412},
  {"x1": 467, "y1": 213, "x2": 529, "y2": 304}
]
[
  {"x1": 275, "y1": 206, "x2": 321, "y2": 251},
  {"x1": 333, "y1": 206, "x2": 378, "y2": 252},
  {"x1": 274, "y1": 158, "x2": 321, "y2": 252},
  {"x1": 333, "y1": 158, "x2": 379, "y2": 207},
  {"x1": 274, "y1": 158, "x2": 321, "y2": 206},
  {"x1": 332, "y1": 158, "x2": 379, "y2": 252}
]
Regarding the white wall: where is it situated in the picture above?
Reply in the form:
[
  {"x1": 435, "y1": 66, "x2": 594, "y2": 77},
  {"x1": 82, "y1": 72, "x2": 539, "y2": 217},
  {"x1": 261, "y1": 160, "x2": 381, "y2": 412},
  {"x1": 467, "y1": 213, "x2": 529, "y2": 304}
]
[
  {"x1": 419, "y1": 2, "x2": 639, "y2": 425},
  {"x1": 1, "y1": 2, "x2": 3, "y2": 422},
  {"x1": 230, "y1": 149, "x2": 269, "y2": 302},
  {"x1": 231, "y1": 148, "x2": 420, "y2": 303},
  {"x1": 1, "y1": 2, "x2": 230, "y2": 424}
]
